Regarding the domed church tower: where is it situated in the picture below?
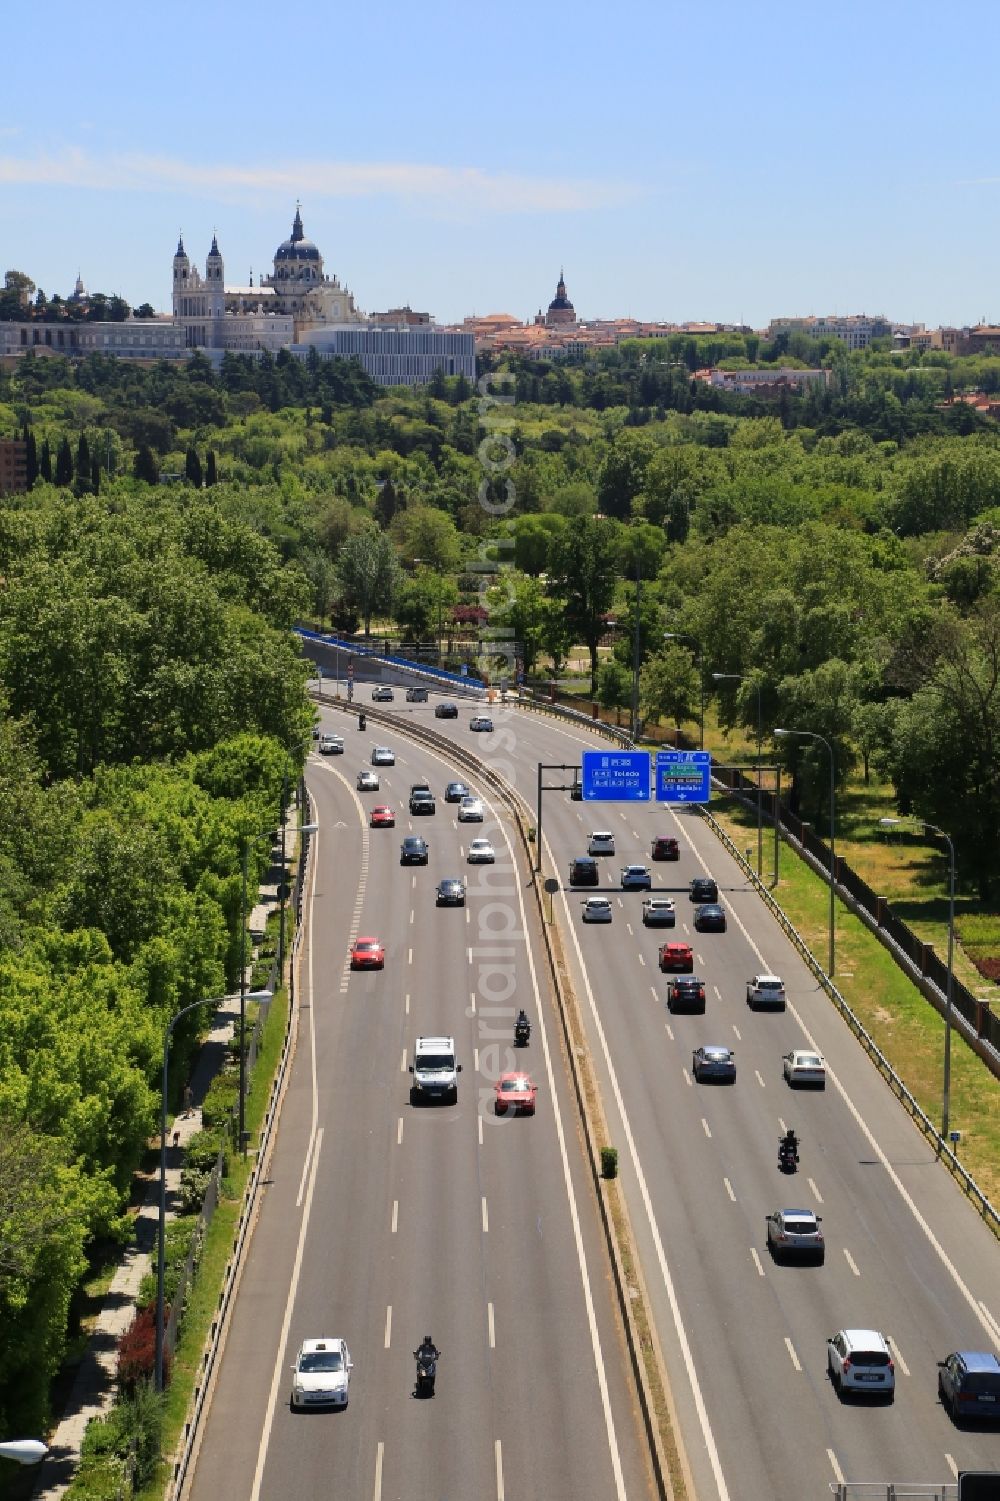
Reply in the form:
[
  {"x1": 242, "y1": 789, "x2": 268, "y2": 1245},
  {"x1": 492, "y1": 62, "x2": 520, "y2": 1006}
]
[
  {"x1": 172, "y1": 234, "x2": 191, "y2": 297},
  {"x1": 205, "y1": 233, "x2": 225, "y2": 320},
  {"x1": 544, "y1": 268, "x2": 577, "y2": 327}
]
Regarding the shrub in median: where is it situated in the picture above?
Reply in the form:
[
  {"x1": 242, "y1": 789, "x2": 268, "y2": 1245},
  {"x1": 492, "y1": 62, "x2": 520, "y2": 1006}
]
[{"x1": 600, "y1": 1146, "x2": 619, "y2": 1179}]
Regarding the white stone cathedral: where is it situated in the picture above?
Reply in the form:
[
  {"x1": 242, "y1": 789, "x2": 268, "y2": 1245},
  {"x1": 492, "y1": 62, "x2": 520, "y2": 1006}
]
[{"x1": 171, "y1": 206, "x2": 364, "y2": 352}]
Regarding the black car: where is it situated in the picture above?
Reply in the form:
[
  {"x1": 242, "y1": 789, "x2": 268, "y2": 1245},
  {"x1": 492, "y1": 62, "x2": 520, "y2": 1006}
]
[
  {"x1": 689, "y1": 876, "x2": 719, "y2": 903},
  {"x1": 434, "y1": 702, "x2": 459, "y2": 719},
  {"x1": 569, "y1": 856, "x2": 600, "y2": 887},
  {"x1": 436, "y1": 878, "x2": 466, "y2": 907},
  {"x1": 400, "y1": 837, "x2": 429, "y2": 865},
  {"x1": 444, "y1": 781, "x2": 469, "y2": 803},
  {"x1": 409, "y1": 792, "x2": 436, "y2": 815},
  {"x1": 667, "y1": 976, "x2": 707, "y2": 1014},
  {"x1": 694, "y1": 903, "x2": 727, "y2": 932},
  {"x1": 405, "y1": 686, "x2": 429, "y2": 702}
]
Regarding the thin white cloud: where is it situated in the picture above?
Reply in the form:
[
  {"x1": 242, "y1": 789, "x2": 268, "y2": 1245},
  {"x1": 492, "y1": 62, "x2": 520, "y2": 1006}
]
[{"x1": 0, "y1": 146, "x2": 639, "y2": 214}]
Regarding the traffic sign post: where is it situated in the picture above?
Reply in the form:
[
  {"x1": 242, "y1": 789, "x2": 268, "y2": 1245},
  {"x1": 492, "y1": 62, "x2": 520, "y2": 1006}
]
[
  {"x1": 581, "y1": 750, "x2": 651, "y2": 802},
  {"x1": 655, "y1": 751, "x2": 711, "y2": 804}
]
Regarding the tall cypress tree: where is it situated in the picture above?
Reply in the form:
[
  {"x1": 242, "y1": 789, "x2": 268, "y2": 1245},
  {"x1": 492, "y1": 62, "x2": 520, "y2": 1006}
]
[
  {"x1": 24, "y1": 424, "x2": 38, "y2": 488},
  {"x1": 185, "y1": 446, "x2": 203, "y2": 487},
  {"x1": 133, "y1": 445, "x2": 159, "y2": 485},
  {"x1": 39, "y1": 438, "x2": 52, "y2": 483},
  {"x1": 90, "y1": 457, "x2": 101, "y2": 495},
  {"x1": 77, "y1": 434, "x2": 91, "y2": 476},
  {"x1": 55, "y1": 437, "x2": 74, "y2": 486},
  {"x1": 205, "y1": 449, "x2": 218, "y2": 486}
]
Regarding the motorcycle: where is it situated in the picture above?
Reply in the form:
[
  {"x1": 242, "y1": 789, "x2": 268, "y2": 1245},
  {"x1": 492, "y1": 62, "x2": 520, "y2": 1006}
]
[
  {"x1": 514, "y1": 1019, "x2": 531, "y2": 1048},
  {"x1": 414, "y1": 1350, "x2": 438, "y2": 1398},
  {"x1": 778, "y1": 1139, "x2": 799, "y2": 1173}
]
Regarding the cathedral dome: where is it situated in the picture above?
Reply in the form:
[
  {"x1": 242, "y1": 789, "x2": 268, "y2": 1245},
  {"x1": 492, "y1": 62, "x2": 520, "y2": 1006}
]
[{"x1": 275, "y1": 205, "x2": 321, "y2": 262}]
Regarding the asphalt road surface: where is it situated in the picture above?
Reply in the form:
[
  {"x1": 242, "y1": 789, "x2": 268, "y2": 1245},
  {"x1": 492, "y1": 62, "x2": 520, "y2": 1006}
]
[
  {"x1": 185, "y1": 706, "x2": 655, "y2": 1501},
  {"x1": 404, "y1": 692, "x2": 1000, "y2": 1501}
]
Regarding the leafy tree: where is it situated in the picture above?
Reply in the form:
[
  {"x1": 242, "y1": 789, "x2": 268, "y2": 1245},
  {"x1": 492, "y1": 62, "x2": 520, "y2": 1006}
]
[
  {"x1": 547, "y1": 517, "x2": 620, "y2": 692},
  {"x1": 510, "y1": 513, "x2": 566, "y2": 575},
  {"x1": 134, "y1": 444, "x2": 159, "y2": 484},
  {"x1": 639, "y1": 647, "x2": 699, "y2": 732},
  {"x1": 597, "y1": 658, "x2": 631, "y2": 717},
  {"x1": 134, "y1": 302, "x2": 156, "y2": 319},
  {"x1": 394, "y1": 569, "x2": 459, "y2": 640},
  {"x1": 486, "y1": 570, "x2": 563, "y2": 674},
  {"x1": 596, "y1": 430, "x2": 657, "y2": 519},
  {"x1": 391, "y1": 505, "x2": 463, "y2": 571},
  {"x1": 336, "y1": 525, "x2": 400, "y2": 636}
]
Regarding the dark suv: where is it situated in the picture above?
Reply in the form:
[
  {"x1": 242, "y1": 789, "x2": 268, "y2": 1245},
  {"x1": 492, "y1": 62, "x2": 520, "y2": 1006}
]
[
  {"x1": 405, "y1": 686, "x2": 429, "y2": 702},
  {"x1": 938, "y1": 1351, "x2": 1000, "y2": 1423},
  {"x1": 400, "y1": 837, "x2": 429, "y2": 865},
  {"x1": 667, "y1": 976, "x2": 707, "y2": 1014},
  {"x1": 690, "y1": 876, "x2": 718, "y2": 902},
  {"x1": 651, "y1": 835, "x2": 679, "y2": 860},
  {"x1": 569, "y1": 856, "x2": 600, "y2": 887},
  {"x1": 434, "y1": 702, "x2": 458, "y2": 719},
  {"x1": 409, "y1": 791, "x2": 436, "y2": 815}
]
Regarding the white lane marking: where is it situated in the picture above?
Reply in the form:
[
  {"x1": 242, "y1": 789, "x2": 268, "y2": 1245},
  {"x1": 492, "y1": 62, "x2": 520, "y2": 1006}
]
[
  {"x1": 411, "y1": 874, "x2": 416, "y2": 888},
  {"x1": 495, "y1": 1439, "x2": 505, "y2": 1501},
  {"x1": 724, "y1": 1177, "x2": 736, "y2": 1202},
  {"x1": 408, "y1": 947, "x2": 413, "y2": 964},
  {"x1": 401, "y1": 1049, "x2": 407, "y2": 1072},
  {"x1": 843, "y1": 1247, "x2": 860, "y2": 1277},
  {"x1": 397, "y1": 1117, "x2": 403, "y2": 1146},
  {"x1": 469, "y1": 990, "x2": 477, "y2": 1012},
  {"x1": 702, "y1": 1117, "x2": 712, "y2": 1138},
  {"x1": 478, "y1": 1114, "x2": 484, "y2": 1146},
  {"x1": 466, "y1": 906, "x2": 471, "y2": 924},
  {"x1": 405, "y1": 992, "x2": 410, "y2": 1015},
  {"x1": 617, "y1": 896, "x2": 624, "y2": 908},
  {"x1": 468, "y1": 946, "x2": 473, "y2": 964},
  {"x1": 808, "y1": 1177, "x2": 823, "y2": 1203},
  {"x1": 374, "y1": 1441, "x2": 384, "y2": 1501},
  {"x1": 750, "y1": 1248, "x2": 765, "y2": 1277},
  {"x1": 784, "y1": 1337, "x2": 802, "y2": 1372},
  {"x1": 295, "y1": 811, "x2": 323, "y2": 1208},
  {"x1": 827, "y1": 1450, "x2": 844, "y2": 1485},
  {"x1": 249, "y1": 1130, "x2": 324, "y2": 1501},
  {"x1": 945, "y1": 1454, "x2": 958, "y2": 1479},
  {"x1": 474, "y1": 1047, "x2": 480, "y2": 1072},
  {"x1": 409, "y1": 908, "x2": 414, "y2": 924},
  {"x1": 732, "y1": 1024, "x2": 741, "y2": 1040},
  {"x1": 650, "y1": 985, "x2": 658, "y2": 1001},
  {"x1": 632, "y1": 830, "x2": 640, "y2": 839},
  {"x1": 487, "y1": 1301, "x2": 495, "y2": 1348},
  {"x1": 683, "y1": 1068, "x2": 693, "y2": 1088},
  {"x1": 696, "y1": 952, "x2": 705, "y2": 967},
  {"x1": 626, "y1": 922, "x2": 633, "y2": 936},
  {"x1": 460, "y1": 844, "x2": 465, "y2": 857},
  {"x1": 665, "y1": 1022, "x2": 675, "y2": 1041},
  {"x1": 482, "y1": 1196, "x2": 489, "y2": 1233},
  {"x1": 980, "y1": 1302, "x2": 1000, "y2": 1343},
  {"x1": 777, "y1": 1115, "x2": 787, "y2": 1134},
  {"x1": 755, "y1": 1070, "x2": 765, "y2": 1088},
  {"x1": 384, "y1": 1305, "x2": 392, "y2": 1349},
  {"x1": 391, "y1": 1200, "x2": 398, "y2": 1234},
  {"x1": 638, "y1": 953, "x2": 646, "y2": 966},
  {"x1": 713, "y1": 985, "x2": 721, "y2": 1000},
  {"x1": 889, "y1": 1337, "x2": 910, "y2": 1377}
]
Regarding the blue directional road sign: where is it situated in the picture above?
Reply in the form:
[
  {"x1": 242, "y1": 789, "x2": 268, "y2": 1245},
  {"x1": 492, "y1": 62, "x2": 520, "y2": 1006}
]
[
  {"x1": 582, "y1": 750, "x2": 651, "y2": 802},
  {"x1": 656, "y1": 750, "x2": 711, "y2": 804}
]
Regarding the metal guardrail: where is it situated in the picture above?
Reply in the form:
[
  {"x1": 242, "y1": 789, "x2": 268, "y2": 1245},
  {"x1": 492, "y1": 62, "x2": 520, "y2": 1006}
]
[
  {"x1": 829, "y1": 1486, "x2": 958, "y2": 1500},
  {"x1": 700, "y1": 805, "x2": 1000, "y2": 1238},
  {"x1": 170, "y1": 804, "x2": 315, "y2": 1500},
  {"x1": 514, "y1": 690, "x2": 637, "y2": 748}
]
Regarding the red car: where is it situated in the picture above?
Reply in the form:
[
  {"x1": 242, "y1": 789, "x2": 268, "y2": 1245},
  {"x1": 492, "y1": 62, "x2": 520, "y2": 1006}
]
[
  {"x1": 350, "y1": 936, "x2": 385, "y2": 970},
  {"x1": 659, "y1": 941, "x2": 694, "y2": 973},
  {"x1": 370, "y1": 805, "x2": 395, "y2": 828},
  {"x1": 494, "y1": 1072, "x2": 537, "y2": 1115},
  {"x1": 651, "y1": 835, "x2": 680, "y2": 861}
]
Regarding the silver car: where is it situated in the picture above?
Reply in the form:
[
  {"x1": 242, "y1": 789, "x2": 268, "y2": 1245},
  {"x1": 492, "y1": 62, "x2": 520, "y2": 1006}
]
[
  {"x1": 642, "y1": 897, "x2": 676, "y2": 928},
  {"x1": 467, "y1": 837, "x2": 495, "y2": 864},
  {"x1": 692, "y1": 1046, "x2": 736, "y2": 1083},
  {"x1": 783, "y1": 1049, "x2": 826, "y2": 1087},
  {"x1": 357, "y1": 769, "x2": 380, "y2": 791},
  {"x1": 582, "y1": 897, "x2": 613, "y2": 923},
  {"x1": 766, "y1": 1208, "x2": 824, "y2": 1263},
  {"x1": 620, "y1": 864, "x2": 652, "y2": 891},
  {"x1": 457, "y1": 796, "x2": 484, "y2": 822}
]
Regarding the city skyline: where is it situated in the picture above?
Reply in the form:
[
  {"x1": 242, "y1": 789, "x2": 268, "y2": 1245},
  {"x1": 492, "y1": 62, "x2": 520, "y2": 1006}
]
[{"x1": 4, "y1": 0, "x2": 1000, "y2": 329}]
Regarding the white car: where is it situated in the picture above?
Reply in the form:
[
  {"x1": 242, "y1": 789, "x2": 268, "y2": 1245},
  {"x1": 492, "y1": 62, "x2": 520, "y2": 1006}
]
[
  {"x1": 620, "y1": 864, "x2": 652, "y2": 891},
  {"x1": 457, "y1": 795, "x2": 484, "y2": 822},
  {"x1": 357, "y1": 769, "x2": 380, "y2": 791},
  {"x1": 746, "y1": 974, "x2": 786, "y2": 1010},
  {"x1": 641, "y1": 897, "x2": 676, "y2": 928},
  {"x1": 290, "y1": 1337, "x2": 353, "y2": 1409},
  {"x1": 582, "y1": 897, "x2": 613, "y2": 923},
  {"x1": 371, "y1": 746, "x2": 395, "y2": 766},
  {"x1": 372, "y1": 685, "x2": 394, "y2": 702},
  {"x1": 470, "y1": 715, "x2": 494, "y2": 732},
  {"x1": 467, "y1": 837, "x2": 495, "y2": 863},
  {"x1": 782, "y1": 1049, "x2": 826, "y2": 1087},
  {"x1": 318, "y1": 733, "x2": 344, "y2": 755},
  {"x1": 588, "y1": 831, "x2": 616, "y2": 856},
  {"x1": 827, "y1": 1330, "x2": 895, "y2": 1399}
]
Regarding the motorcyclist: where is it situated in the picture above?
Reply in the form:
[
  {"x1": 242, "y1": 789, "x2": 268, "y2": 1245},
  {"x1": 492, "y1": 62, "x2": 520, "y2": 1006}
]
[
  {"x1": 515, "y1": 1009, "x2": 531, "y2": 1042},
  {"x1": 415, "y1": 1335, "x2": 440, "y2": 1366},
  {"x1": 780, "y1": 1128, "x2": 799, "y2": 1161}
]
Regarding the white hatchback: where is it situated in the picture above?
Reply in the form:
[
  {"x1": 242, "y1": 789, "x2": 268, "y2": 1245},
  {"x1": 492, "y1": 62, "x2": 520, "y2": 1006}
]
[
  {"x1": 467, "y1": 837, "x2": 496, "y2": 863},
  {"x1": 357, "y1": 769, "x2": 380, "y2": 791},
  {"x1": 783, "y1": 1049, "x2": 826, "y2": 1087},
  {"x1": 457, "y1": 796, "x2": 484, "y2": 822},
  {"x1": 827, "y1": 1329, "x2": 894, "y2": 1399},
  {"x1": 371, "y1": 746, "x2": 395, "y2": 766},
  {"x1": 582, "y1": 897, "x2": 613, "y2": 923},
  {"x1": 588, "y1": 831, "x2": 616, "y2": 856}
]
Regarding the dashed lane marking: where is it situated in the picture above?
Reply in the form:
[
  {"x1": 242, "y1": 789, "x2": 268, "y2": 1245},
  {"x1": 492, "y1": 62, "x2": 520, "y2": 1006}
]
[
  {"x1": 750, "y1": 1248, "x2": 765, "y2": 1277},
  {"x1": 784, "y1": 1337, "x2": 802, "y2": 1372},
  {"x1": 724, "y1": 1177, "x2": 736, "y2": 1202},
  {"x1": 843, "y1": 1247, "x2": 860, "y2": 1277}
]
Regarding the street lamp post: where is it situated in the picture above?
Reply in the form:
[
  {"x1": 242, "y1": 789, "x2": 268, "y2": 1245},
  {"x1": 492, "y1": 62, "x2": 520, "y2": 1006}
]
[
  {"x1": 713, "y1": 672, "x2": 762, "y2": 879},
  {"x1": 155, "y1": 990, "x2": 272, "y2": 1391},
  {"x1": 775, "y1": 728, "x2": 836, "y2": 977},
  {"x1": 880, "y1": 816, "x2": 956, "y2": 1139},
  {"x1": 630, "y1": 554, "x2": 642, "y2": 742},
  {"x1": 663, "y1": 631, "x2": 705, "y2": 750}
]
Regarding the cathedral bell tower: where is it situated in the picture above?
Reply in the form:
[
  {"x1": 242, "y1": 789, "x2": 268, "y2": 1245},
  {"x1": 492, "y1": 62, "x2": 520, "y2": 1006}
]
[{"x1": 205, "y1": 233, "x2": 225, "y2": 320}]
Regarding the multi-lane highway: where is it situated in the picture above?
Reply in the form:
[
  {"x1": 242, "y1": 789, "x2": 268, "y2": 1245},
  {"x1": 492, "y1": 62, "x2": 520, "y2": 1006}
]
[
  {"x1": 409, "y1": 693, "x2": 1000, "y2": 1499},
  {"x1": 186, "y1": 703, "x2": 655, "y2": 1501}
]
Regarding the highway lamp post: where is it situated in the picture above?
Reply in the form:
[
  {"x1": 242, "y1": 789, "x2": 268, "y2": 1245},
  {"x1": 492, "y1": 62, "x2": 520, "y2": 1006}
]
[
  {"x1": 879, "y1": 816, "x2": 956, "y2": 1139},
  {"x1": 0, "y1": 1440, "x2": 48, "y2": 1466},
  {"x1": 155, "y1": 990, "x2": 272, "y2": 1393},
  {"x1": 663, "y1": 631, "x2": 705, "y2": 750},
  {"x1": 775, "y1": 728, "x2": 836, "y2": 977},
  {"x1": 713, "y1": 672, "x2": 763, "y2": 879},
  {"x1": 630, "y1": 555, "x2": 642, "y2": 743}
]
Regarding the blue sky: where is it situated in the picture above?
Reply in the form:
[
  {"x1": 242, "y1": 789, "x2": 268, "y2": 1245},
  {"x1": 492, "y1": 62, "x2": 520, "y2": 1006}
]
[{"x1": 3, "y1": 0, "x2": 998, "y2": 328}]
